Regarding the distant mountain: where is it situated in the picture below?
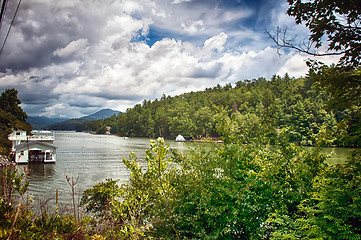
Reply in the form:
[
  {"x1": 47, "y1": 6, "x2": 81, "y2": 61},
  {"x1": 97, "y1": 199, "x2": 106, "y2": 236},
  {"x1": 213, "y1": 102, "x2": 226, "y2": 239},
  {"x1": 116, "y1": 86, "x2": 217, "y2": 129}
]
[
  {"x1": 27, "y1": 116, "x2": 69, "y2": 129},
  {"x1": 81, "y1": 109, "x2": 120, "y2": 121},
  {"x1": 47, "y1": 109, "x2": 120, "y2": 131}
]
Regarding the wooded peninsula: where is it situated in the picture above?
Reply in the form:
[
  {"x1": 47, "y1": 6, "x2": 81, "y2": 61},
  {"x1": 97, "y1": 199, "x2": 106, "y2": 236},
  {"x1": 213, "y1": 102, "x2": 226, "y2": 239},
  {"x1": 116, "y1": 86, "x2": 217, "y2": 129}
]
[{"x1": 84, "y1": 73, "x2": 360, "y2": 148}]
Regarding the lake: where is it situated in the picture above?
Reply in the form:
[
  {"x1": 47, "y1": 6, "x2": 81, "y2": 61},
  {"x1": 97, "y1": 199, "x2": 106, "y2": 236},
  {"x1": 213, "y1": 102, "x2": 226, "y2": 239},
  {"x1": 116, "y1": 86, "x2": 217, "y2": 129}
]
[
  {"x1": 18, "y1": 131, "x2": 352, "y2": 207},
  {"x1": 19, "y1": 131, "x2": 188, "y2": 207}
]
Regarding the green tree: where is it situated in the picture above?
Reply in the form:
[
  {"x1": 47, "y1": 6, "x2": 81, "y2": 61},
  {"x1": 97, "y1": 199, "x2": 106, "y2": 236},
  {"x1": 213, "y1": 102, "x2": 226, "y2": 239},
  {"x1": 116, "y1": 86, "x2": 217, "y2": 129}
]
[
  {"x1": 168, "y1": 112, "x2": 196, "y2": 138},
  {"x1": 269, "y1": 149, "x2": 361, "y2": 239},
  {"x1": 268, "y1": 0, "x2": 360, "y2": 67},
  {"x1": 0, "y1": 89, "x2": 30, "y2": 156},
  {"x1": 0, "y1": 88, "x2": 27, "y2": 122},
  {"x1": 154, "y1": 106, "x2": 169, "y2": 137},
  {"x1": 268, "y1": 0, "x2": 361, "y2": 124},
  {"x1": 308, "y1": 64, "x2": 361, "y2": 109},
  {"x1": 287, "y1": 0, "x2": 361, "y2": 67},
  {"x1": 194, "y1": 106, "x2": 214, "y2": 137},
  {"x1": 170, "y1": 111, "x2": 330, "y2": 239}
]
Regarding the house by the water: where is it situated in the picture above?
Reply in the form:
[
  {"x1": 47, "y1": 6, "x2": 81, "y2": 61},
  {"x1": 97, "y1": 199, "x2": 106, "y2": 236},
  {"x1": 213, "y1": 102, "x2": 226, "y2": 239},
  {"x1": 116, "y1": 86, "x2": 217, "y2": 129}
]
[{"x1": 8, "y1": 130, "x2": 56, "y2": 164}]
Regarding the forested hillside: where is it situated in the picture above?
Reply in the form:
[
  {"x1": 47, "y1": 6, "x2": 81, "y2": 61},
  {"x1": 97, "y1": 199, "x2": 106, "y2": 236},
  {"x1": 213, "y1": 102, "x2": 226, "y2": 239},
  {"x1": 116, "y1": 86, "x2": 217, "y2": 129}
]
[{"x1": 85, "y1": 73, "x2": 360, "y2": 147}]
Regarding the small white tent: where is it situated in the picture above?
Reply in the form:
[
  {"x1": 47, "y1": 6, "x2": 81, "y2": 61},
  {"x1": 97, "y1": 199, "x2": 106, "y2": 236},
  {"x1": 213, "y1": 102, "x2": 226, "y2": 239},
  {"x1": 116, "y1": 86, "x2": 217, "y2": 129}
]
[{"x1": 175, "y1": 135, "x2": 186, "y2": 142}]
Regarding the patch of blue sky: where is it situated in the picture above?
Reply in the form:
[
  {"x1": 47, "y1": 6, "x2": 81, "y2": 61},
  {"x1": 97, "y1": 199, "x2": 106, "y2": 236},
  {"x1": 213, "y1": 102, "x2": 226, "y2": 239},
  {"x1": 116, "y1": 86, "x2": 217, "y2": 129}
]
[
  {"x1": 130, "y1": 29, "x2": 149, "y2": 44},
  {"x1": 144, "y1": 26, "x2": 207, "y2": 47},
  {"x1": 144, "y1": 27, "x2": 165, "y2": 46}
]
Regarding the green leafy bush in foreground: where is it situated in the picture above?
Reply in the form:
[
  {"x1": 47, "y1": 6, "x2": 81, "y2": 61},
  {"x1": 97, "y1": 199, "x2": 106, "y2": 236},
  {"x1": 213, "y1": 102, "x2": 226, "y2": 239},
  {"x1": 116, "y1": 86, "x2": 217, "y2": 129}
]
[
  {"x1": 0, "y1": 165, "x2": 98, "y2": 240},
  {"x1": 80, "y1": 112, "x2": 361, "y2": 239},
  {"x1": 1, "y1": 106, "x2": 360, "y2": 239}
]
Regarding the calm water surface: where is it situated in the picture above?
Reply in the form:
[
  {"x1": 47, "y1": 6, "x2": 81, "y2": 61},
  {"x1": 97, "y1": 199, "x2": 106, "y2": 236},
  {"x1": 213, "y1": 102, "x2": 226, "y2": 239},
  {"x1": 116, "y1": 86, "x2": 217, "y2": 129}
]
[
  {"x1": 18, "y1": 131, "x2": 351, "y2": 205},
  {"x1": 20, "y1": 131, "x2": 187, "y2": 205}
]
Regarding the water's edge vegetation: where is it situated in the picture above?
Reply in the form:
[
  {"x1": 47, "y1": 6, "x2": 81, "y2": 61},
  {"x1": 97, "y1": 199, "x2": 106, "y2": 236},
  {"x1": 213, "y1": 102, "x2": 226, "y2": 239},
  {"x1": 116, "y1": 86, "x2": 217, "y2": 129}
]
[
  {"x1": 1, "y1": 134, "x2": 361, "y2": 239},
  {"x1": 84, "y1": 74, "x2": 360, "y2": 148}
]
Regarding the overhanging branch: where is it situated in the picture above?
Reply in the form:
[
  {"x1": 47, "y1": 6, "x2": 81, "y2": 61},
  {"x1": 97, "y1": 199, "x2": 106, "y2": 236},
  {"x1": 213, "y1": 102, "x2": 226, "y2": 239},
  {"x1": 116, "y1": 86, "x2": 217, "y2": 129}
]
[{"x1": 266, "y1": 27, "x2": 345, "y2": 57}]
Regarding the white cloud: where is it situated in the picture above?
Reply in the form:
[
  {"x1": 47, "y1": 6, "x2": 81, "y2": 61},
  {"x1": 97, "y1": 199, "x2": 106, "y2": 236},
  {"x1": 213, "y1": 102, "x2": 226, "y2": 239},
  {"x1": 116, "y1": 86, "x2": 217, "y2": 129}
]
[
  {"x1": 49, "y1": 35, "x2": 305, "y2": 116},
  {"x1": 121, "y1": 0, "x2": 144, "y2": 14},
  {"x1": 53, "y1": 39, "x2": 89, "y2": 58},
  {"x1": 0, "y1": 0, "x2": 326, "y2": 118},
  {"x1": 277, "y1": 53, "x2": 340, "y2": 78},
  {"x1": 203, "y1": 32, "x2": 228, "y2": 54},
  {"x1": 277, "y1": 54, "x2": 308, "y2": 78},
  {"x1": 43, "y1": 103, "x2": 66, "y2": 118},
  {"x1": 103, "y1": 15, "x2": 149, "y2": 40},
  {"x1": 172, "y1": 0, "x2": 192, "y2": 4},
  {"x1": 181, "y1": 20, "x2": 205, "y2": 34}
]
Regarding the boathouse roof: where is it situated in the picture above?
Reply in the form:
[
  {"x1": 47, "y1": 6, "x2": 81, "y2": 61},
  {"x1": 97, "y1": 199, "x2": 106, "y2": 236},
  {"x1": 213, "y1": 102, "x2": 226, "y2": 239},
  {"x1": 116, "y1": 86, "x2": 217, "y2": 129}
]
[{"x1": 14, "y1": 141, "x2": 57, "y2": 150}]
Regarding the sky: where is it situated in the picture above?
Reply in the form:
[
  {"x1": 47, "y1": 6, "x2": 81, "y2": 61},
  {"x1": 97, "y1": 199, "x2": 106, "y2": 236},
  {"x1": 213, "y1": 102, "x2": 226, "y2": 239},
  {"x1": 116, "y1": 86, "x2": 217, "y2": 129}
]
[{"x1": 0, "y1": 0, "x2": 339, "y2": 119}]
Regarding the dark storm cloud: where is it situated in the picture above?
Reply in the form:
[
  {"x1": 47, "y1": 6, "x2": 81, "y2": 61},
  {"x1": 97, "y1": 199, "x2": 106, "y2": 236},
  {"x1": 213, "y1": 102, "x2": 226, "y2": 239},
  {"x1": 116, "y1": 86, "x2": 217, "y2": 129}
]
[
  {"x1": 28, "y1": 75, "x2": 50, "y2": 83},
  {"x1": 67, "y1": 100, "x2": 102, "y2": 108},
  {"x1": 0, "y1": 1, "x2": 98, "y2": 72},
  {"x1": 0, "y1": 73, "x2": 60, "y2": 108},
  {"x1": 93, "y1": 92, "x2": 145, "y2": 102},
  {"x1": 19, "y1": 93, "x2": 58, "y2": 105}
]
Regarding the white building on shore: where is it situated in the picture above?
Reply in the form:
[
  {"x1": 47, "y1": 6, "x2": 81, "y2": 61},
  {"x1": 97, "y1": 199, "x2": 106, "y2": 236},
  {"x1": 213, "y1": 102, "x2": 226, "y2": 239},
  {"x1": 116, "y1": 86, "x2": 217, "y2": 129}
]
[{"x1": 8, "y1": 130, "x2": 56, "y2": 164}]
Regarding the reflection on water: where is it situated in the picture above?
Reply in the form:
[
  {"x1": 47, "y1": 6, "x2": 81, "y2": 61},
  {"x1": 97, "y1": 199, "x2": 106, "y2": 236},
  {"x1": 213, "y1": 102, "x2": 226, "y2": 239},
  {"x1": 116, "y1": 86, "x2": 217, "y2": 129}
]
[
  {"x1": 17, "y1": 131, "x2": 352, "y2": 206},
  {"x1": 27, "y1": 164, "x2": 56, "y2": 179},
  {"x1": 324, "y1": 147, "x2": 352, "y2": 164},
  {"x1": 306, "y1": 146, "x2": 352, "y2": 165}
]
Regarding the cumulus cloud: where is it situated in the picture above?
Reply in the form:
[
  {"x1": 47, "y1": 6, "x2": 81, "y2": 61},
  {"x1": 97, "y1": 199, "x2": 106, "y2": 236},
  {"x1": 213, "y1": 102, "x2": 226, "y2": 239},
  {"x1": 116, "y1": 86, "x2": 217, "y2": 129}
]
[
  {"x1": 43, "y1": 103, "x2": 66, "y2": 118},
  {"x1": 0, "y1": 0, "x2": 327, "y2": 118},
  {"x1": 53, "y1": 39, "x2": 89, "y2": 58},
  {"x1": 181, "y1": 20, "x2": 205, "y2": 34},
  {"x1": 203, "y1": 32, "x2": 228, "y2": 55},
  {"x1": 276, "y1": 54, "x2": 309, "y2": 78},
  {"x1": 277, "y1": 53, "x2": 340, "y2": 78}
]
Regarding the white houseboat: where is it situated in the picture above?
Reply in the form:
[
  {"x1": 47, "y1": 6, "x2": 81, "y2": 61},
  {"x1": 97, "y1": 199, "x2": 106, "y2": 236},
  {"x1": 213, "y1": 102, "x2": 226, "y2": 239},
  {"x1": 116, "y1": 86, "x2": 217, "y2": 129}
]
[{"x1": 8, "y1": 130, "x2": 56, "y2": 164}]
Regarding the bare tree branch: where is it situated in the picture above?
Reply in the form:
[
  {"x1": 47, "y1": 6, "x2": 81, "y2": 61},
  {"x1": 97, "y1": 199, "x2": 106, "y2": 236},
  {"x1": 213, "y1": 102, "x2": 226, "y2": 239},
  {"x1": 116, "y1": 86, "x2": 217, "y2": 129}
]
[{"x1": 266, "y1": 27, "x2": 345, "y2": 57}]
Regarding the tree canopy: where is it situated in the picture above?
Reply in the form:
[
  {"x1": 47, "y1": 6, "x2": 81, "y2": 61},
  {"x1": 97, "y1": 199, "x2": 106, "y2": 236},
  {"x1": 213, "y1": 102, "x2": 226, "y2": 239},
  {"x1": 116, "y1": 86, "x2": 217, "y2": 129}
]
[
  {"x1": 0, "y1": 88, "x2": 30, "y2": 156},
  {"x1": 287, "y1": 0, "x2": 361, "y2": 67},
  {"x1": 268, "y1": 0, "x2": 361, "y2": 68},
  {"x1": 84, "y1": 74, "x2": 361, "y2": 147},
  {"x1": 266, "y1": 0, "x2": 361, "y2": 129}
]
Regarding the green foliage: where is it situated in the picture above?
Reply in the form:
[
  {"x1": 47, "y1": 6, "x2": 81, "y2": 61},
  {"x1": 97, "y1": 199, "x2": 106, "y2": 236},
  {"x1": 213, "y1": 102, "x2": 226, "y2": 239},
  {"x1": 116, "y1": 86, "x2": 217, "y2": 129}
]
[
  {"x1": 0, "y1": 88, "x2": 31, "y2": 156},
  {"x1": 80, "y1": 110, "x2": 359, "y2": 239},
  {"x1": 2, "y1": 107, "x2": 359, "y2": 239},
  {"x1": 269, "y1": 149, "x2": 361, "y2": 240},
  {"x1": 19, "y1": 214, "x2": 83, "y2": 240},
  {"x1": 307, "y1": 65, "x2": 361, "y2": 146},
  {"x1": 0, "y1": 167, "x2": 98, "y2": 240},
  {"x1": 168, "y1": 113, "x2": 332, "y2": 239},
  {"x1": 117, "y1": 137, "x2": 179, "y2": 238},
  {"x1": 0, "y1": 167, "x2": 29, "y2": 205},
  {"x1": 89, "y1": 109, "x2": 357, "y2": 239},
  {"x1": 308, "y1": 64, "x2": 361, "y2": 110},
  {"x1": 81, "y1": 179, "x2": 121, "y2": 219},
  {"x1": 287, "y1": 0, "x2": 361, "y2": 67},
  {"x1": 81, "y1": 138, "x2": 179, "y2": 239},
  {"x1": 298, "y1": 150, "x2": 361, "y2": 239},
  {"x1": 84, "y1": 74, "x2": 359, "y2": 147},
  {"x1": 0, "y1": 88, "x2": 27, "y2": 122},
  {"x1": 283, "y1": 1, "x2": 361, "y2": 145}
]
